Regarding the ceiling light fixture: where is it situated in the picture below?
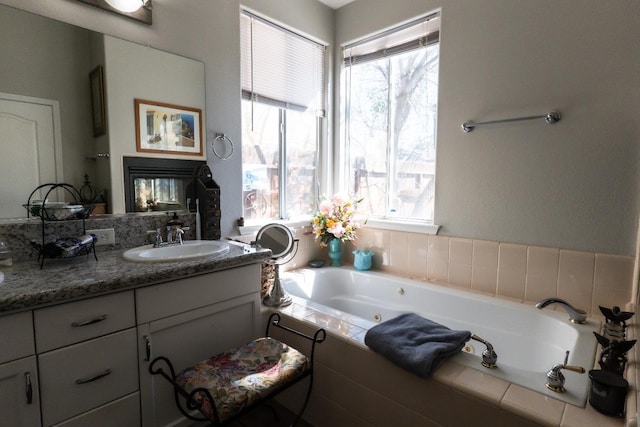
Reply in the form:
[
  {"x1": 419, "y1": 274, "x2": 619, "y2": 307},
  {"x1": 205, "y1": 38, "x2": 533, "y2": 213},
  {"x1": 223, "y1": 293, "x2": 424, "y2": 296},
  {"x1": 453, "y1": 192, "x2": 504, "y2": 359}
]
[
  {"x1": 78, "y1": 0, "x2": 152, "y2": 25},
  {"x1": 104, "y1": 0, "x2": 142, "y2": 13}
]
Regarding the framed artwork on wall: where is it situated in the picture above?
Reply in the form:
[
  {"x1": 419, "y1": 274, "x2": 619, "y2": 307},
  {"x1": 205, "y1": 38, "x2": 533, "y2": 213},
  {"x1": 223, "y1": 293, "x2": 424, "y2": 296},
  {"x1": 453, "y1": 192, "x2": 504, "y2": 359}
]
[
  {"x1": 134, "y1": 99, "x2": 203, "y2": 156},
  {"x1": 89, "y1": 65, "x2": 106, "y2": 136}
]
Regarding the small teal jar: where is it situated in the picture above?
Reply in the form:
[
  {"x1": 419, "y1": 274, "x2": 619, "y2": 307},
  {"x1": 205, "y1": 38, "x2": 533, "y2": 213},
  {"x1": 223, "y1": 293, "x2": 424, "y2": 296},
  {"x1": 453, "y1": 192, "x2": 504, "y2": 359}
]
[{"x1": 353, "y1": 249, "x2": 373, "y2": 271}]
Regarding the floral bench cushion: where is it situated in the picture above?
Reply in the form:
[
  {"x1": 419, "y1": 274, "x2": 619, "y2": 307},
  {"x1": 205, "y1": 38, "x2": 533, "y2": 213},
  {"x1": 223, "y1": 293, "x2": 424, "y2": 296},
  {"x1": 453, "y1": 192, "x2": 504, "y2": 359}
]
[{"x1": 174, "y1": 337, "x2": 310, "y2": 423}]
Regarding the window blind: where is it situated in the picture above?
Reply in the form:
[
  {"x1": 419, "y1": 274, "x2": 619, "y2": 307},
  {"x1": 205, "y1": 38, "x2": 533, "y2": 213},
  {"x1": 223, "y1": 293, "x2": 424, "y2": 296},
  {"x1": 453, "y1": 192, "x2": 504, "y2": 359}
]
[
  {"x1": 343, "y1": 12, "x2": 440, "y2": 66},
  {"x1": 240, "y1": 11, "x2": 327, "y2": 117}
]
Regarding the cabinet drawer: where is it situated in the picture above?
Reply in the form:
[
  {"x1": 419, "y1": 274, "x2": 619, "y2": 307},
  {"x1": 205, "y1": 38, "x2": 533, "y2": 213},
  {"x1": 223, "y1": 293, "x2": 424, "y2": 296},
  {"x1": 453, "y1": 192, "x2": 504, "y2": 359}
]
[
  {"x1": 136, "y1": 264, "x2": 260, "y2": 323},
  {"x1": 35, "y1": 291, "x2": 134, "y2": 352},
  {"x1": 52, "y1": 392, "x2": 140, "y2": 427},
  {"x1": 0, "y1": 311, "x2": 34, "y2": 363},
  {"x1": 39, "y1": 328, "x2": 138, "y2": 426}
]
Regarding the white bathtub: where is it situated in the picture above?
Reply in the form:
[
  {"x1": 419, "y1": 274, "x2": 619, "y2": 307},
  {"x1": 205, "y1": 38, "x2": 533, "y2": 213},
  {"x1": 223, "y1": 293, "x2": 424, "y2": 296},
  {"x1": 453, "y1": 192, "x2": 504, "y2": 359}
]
[{"x1": 280, "y1": 267, "x2": 599, "y2": 407}]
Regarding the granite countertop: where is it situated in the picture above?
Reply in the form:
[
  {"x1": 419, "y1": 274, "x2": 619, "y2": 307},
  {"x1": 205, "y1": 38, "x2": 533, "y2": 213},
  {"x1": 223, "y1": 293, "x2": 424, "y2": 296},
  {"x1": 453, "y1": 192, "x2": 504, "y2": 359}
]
[{"x1": 0, "y1": 241, "x2": 272, "y2": 314}]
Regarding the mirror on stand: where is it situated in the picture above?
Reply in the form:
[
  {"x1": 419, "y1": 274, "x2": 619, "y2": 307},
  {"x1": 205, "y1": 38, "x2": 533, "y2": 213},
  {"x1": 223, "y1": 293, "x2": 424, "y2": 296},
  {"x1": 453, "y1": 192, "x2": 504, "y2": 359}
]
[{"x1": 254, "y1": 223, "x2": 298, "y2": 307}]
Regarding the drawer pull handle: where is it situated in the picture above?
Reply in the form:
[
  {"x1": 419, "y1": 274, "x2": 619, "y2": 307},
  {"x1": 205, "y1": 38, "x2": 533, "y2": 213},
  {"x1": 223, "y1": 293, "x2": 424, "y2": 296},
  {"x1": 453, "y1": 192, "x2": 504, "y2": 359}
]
[
  {"x1": 71, "y1": 314, "x2": 108, "y2": 327},
  {"x1": 25, "y1": 372, "x2": 33, "y2": 404},
  {"x1": 75, "y1": 369, "x2": 112, "y2": 384},
  {"x1": 144, "y1": 335, "x2": 151, "y2": 361}
]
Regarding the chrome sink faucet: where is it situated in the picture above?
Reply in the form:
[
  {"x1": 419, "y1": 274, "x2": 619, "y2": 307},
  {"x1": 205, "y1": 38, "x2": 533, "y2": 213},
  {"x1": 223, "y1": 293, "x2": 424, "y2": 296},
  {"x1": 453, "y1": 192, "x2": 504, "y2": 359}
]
[
  {"x1": 166, "y1": 225, "x2": 185, "y2": 245},
  {"x1": 535, "y1": 298, "x2": 587, "y2": 324}
]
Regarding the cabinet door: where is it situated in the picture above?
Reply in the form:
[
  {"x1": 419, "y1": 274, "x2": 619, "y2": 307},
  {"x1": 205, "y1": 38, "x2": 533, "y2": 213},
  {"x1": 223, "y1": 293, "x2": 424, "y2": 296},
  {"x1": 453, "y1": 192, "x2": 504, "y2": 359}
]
[
  {"x1": 0, "y1": 311, "x2": 34, "y2": 364},
  {"x1": 139, "y1": 293, "x2": 260, "y2": 427},
  {"x1": 0, "y1": 356, "x2": 40, "y2": 427}
]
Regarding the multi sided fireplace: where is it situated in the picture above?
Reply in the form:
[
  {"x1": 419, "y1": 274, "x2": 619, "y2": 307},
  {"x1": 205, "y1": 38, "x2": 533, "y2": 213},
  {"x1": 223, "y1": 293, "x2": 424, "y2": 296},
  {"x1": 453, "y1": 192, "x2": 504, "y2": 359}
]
[
  {"x1": 123, "y1": 156, "x2": 205, "y2": 213},
  {"x1": 123, "y1": 156, "x2": 222, "y2": 239}
]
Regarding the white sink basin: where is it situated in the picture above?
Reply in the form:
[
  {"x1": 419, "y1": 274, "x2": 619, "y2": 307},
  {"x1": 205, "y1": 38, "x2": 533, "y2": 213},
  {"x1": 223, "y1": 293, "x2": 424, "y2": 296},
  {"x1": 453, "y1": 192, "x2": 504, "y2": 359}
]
[{"x1": 123, "y1": 240, "x2": 230, "y2": 262}]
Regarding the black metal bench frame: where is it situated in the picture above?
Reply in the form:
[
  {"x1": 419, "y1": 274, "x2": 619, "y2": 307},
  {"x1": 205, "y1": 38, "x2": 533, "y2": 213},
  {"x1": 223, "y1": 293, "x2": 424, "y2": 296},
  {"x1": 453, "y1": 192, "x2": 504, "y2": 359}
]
[{"x1": 149, "y1": 312, "x2": 326, "y2": 426}]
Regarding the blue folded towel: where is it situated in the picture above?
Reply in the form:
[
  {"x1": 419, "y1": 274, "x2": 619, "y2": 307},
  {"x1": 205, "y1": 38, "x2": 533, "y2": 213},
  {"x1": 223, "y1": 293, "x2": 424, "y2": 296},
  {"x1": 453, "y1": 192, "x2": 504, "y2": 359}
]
[{"x1": 364, "y1": 313, "x2": 471, "y2": 378}]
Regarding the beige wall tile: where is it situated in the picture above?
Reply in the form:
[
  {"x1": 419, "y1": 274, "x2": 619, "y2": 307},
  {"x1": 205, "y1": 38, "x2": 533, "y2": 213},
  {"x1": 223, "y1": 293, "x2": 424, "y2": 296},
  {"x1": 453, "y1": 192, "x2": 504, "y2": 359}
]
[
  {"x1": 525, "y1": 246, "x2": 560, "y2": 303},
  {"x1": 561, "y1": 400, "x2": 625, "y2": 427},
  {"x1": 471, "y1": 240, "x2": 499, "y2": 294},
  {"x1": 388, "y1": 231, "x2": 409, "y2": 275},
  {"x1": 497, "y1": 243, "x2": 527, "y2": 301},
  {"x1": 358, "y1": 228, "x2": 389, "y2": 270},
  {"x1": 452, "y1": 367, "x2": 509, "y2": 405},
  {"x1": 557, "y1": 250, "x2": 595, "y2": 315},
  {"x1": 592, "y1": 253, "x2": 634, "y2": 313},
  {"x1": 449, "y1": 237, "x2": 473, "y2": 288},
  {"x1": 502, "y1": 384, "x2": 565, "y2": 426},
  {"x1": 406, "y1": 232, "x2": 428, "y2": 279},
  {"x1": 427, "y1": 235, "x2": 449, "y2": 282}
]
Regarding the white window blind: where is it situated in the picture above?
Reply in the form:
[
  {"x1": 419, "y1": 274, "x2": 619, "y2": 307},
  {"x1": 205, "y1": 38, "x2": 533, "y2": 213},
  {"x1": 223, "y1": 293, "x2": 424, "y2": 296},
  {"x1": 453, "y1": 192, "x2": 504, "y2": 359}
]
[
  {"x1": 343, "y1": 13, "x2": 439, "y2": 66},
  {"x1": 241, "y1": 11, "x2": 326, "y2": 117}
]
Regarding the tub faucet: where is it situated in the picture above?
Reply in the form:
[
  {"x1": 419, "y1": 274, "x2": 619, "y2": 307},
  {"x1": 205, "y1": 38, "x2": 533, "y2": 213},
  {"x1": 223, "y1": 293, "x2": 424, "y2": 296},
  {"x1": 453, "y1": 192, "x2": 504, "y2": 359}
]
[
  {"x1": 545, "y1": 350, "x2": 585, "y2": 393},
  {"x1": 535, "y1": 298, "x2": 587, "y2": 324},
  {"x1": 470, "y1": 334, "x2": 498, "y2": 369}
]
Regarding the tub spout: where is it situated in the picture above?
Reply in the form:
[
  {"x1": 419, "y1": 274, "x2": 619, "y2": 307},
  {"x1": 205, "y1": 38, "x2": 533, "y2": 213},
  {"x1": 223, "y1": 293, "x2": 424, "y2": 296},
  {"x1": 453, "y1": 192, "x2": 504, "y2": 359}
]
[
  {"x1": 535, "y1": 298, "x2": 587, "y2": 324},
  {"x1": 470, "y1": 334, "x2": 498, "y2": 369}
]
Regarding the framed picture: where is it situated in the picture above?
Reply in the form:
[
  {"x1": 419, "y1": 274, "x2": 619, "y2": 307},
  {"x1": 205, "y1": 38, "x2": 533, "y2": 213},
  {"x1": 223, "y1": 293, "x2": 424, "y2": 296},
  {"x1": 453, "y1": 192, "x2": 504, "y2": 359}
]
[
  {"x1": 89, "y1": 65, "x2": 106, "y2": 136},
  {"x1": 134, "y1": 99, "x2": 203, "y2": 156}
]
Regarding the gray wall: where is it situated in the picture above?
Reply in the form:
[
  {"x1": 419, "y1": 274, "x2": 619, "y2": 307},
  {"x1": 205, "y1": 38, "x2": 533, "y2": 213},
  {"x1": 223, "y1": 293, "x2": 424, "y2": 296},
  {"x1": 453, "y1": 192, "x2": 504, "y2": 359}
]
[
  {"x1": 337, "y1": 0, "x2": 640, "y2": 255},
  {"x1": 2, "y1": 0, "x2": 638, "y2": 256},
  {"x1": 0, "y1": 0, "x2": 334, "y2": 237},
  {"x1": 0, "y1": 6, "x2": 94, "y2": 190}
]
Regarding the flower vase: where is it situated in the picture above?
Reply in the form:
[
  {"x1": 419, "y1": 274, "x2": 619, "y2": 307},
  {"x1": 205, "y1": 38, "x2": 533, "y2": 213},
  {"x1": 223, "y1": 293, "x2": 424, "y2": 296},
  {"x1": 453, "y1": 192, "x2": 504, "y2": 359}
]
[{"x1": 328, "y1": 239, "x2": 343, "y2": 267}]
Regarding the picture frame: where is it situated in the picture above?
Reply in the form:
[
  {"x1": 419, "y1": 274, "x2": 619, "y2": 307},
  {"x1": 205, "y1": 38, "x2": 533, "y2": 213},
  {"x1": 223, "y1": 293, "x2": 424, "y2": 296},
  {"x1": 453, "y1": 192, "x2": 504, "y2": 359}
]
[
  {"x1": 134, "y1": 99, "x2": 203, "y2": 156},
  {"x1": 89, "y1": 65, "x2": 106, "y2": 136}
]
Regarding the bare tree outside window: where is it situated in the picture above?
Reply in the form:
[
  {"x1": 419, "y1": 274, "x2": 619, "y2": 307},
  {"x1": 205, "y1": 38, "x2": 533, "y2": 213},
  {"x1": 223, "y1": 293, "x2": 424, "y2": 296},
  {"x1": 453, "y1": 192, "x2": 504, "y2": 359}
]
[{"x1": 345, "y1": 38, "x2": 439, "y2": 221}]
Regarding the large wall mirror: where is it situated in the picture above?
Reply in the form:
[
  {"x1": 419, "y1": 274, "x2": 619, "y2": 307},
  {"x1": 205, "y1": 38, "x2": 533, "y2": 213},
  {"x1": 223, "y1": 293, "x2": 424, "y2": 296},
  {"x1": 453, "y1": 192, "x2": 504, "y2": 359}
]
[{"x1": 0, "y1": 4, "x2": 206, "y2": 220}]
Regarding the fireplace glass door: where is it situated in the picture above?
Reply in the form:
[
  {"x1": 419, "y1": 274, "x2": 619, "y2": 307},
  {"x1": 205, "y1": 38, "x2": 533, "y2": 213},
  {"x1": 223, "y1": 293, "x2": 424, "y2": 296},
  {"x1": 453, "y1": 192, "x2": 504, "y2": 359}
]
[{"x1": 124, "y1": 157, "x2": 206, "y2": 213}]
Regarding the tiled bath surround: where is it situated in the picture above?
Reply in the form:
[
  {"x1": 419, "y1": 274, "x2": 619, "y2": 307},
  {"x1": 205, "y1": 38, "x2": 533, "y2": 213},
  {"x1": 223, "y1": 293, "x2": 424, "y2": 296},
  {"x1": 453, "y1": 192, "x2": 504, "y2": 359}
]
[
  {"x1": 271, "y1": 226, "x2": 638, "y2": 427},
  {"x1": 286, "y1": 226, "x2": 635, "y2": 318}
]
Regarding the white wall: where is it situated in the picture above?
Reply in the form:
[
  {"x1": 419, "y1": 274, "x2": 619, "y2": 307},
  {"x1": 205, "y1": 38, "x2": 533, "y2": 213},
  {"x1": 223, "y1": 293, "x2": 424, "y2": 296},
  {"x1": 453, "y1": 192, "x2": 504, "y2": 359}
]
[
  {"x1": 337, "y1": 0, "x2": 640, "y2": 255},
  {"x1": 103, "y1": 35, "x2": 206, "y2": 213}
]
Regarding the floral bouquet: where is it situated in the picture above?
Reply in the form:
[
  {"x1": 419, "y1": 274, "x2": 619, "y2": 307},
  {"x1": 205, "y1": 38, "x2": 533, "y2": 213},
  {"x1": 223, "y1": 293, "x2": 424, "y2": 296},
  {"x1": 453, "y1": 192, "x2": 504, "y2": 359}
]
[{"x1": 311, "y1": 194, "x2": 363, "y2": 246}]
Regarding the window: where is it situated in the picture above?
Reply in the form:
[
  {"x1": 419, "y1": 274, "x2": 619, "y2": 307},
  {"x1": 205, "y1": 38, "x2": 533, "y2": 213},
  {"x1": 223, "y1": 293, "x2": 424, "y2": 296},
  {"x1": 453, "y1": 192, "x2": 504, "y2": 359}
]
[
  {"x1": 342, "y1": 13, "x2": 440, "y2": 222},
  {"x1": 240, "y1": 11, "x2": 326, "y2": 222}
]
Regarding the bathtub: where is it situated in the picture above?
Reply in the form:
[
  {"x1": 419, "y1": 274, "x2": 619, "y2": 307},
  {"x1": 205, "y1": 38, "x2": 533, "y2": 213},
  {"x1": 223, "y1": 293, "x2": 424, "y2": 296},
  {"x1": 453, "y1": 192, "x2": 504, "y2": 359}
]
[{"x1": 280, "y1": 267, "x2": 599, "y2": 407}]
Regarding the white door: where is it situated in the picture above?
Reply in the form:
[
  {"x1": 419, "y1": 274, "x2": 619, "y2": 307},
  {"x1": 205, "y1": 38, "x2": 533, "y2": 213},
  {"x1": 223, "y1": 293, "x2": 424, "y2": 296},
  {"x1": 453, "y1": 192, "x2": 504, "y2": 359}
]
[{"x1": 0, "y1": 92, "x2": 63, "y2": 218}]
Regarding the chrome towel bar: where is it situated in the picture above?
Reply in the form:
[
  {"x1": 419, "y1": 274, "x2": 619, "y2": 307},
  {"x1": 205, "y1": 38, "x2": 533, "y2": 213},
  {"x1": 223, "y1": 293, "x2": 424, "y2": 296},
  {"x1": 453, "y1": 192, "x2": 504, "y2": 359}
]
[{"x1": 462, "y1": 111, "x2": 561, "y2": 133}]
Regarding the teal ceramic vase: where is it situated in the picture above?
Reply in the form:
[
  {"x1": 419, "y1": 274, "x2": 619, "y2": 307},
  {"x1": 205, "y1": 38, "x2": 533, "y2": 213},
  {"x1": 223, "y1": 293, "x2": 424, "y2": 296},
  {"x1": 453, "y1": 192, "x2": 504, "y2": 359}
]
[
  {"x1": 328, "y1": 238, "x2": 343, "y2": 267},
  {"x1": 353, "y1": 250, "x2": 373, "y2": 271}
]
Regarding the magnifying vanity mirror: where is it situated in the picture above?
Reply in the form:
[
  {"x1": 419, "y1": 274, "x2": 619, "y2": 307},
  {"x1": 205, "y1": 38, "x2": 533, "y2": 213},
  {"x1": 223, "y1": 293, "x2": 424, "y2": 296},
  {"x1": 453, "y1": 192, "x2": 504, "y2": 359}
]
[{"x1": 255, "y1": 223, "x2": 298, "y2": 307}]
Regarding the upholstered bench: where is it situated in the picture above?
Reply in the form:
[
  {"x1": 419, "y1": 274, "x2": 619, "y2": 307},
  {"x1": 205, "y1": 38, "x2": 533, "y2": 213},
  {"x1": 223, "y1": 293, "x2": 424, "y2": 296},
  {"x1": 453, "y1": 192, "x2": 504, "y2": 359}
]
[{"x1": 149, "y1": 313, "x2": 325, "y2": 426}]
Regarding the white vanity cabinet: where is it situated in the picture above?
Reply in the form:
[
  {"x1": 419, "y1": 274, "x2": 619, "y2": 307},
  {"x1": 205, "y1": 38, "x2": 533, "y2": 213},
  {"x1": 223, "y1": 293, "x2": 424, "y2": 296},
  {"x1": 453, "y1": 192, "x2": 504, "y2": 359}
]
[
  {"x1": 34, "y1": 291, "x2": 139, "y2": 426},
  {"x1": 136, "y1": 264, "x2": 262, "y2": 427},
  {"x1": 0, "y1": 311, "x2": 40, "y2": 427}
]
